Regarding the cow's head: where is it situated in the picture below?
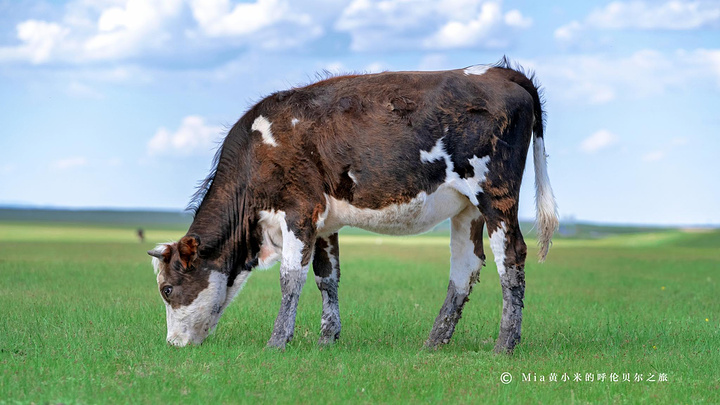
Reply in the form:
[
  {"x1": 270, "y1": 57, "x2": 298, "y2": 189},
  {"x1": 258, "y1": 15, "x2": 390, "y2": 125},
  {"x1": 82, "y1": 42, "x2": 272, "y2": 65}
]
[{"x1": 148, "y1": 235, "x2": 251, "y2": 347}]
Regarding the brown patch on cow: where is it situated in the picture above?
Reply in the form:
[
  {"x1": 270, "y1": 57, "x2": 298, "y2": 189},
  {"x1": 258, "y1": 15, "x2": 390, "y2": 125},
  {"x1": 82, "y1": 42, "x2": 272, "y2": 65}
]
[
  {"x1": 469, "y1": 217, "x2": 486, "y2": 265},
  {"x1": 492, "y1": 196, "x2": 517, "y2": 213},
  {"x1": 483, "y1": 179, "x2": 510, "y2": 197},
  {"x1": 483, "y1": 178, "x2": 517, "y2": 214}
]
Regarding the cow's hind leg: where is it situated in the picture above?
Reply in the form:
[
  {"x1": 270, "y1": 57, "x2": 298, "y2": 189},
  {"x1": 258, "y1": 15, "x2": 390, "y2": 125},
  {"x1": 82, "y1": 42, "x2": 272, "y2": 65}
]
[
  {"x1": 426, "y1": 205, "x2": 485, "y2": 348},
  {"x1": 313, "y1": 233, "x2": 341, "y2": 345},
  {"x1": 487, "y1": 214, "x2": 527, "y2": 354},
  {"x1": 267, "y1": 216, "x2": 314, "y2": 349}
]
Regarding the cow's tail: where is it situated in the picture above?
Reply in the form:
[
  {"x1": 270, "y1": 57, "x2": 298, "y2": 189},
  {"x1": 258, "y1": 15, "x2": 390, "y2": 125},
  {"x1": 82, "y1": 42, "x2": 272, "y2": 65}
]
[
  {"x1": 499, "y1": 57, "x2": 558, "y2": 261},
  {"x1": 529, "y1": 84, "x2": 558, "y2": 262}
]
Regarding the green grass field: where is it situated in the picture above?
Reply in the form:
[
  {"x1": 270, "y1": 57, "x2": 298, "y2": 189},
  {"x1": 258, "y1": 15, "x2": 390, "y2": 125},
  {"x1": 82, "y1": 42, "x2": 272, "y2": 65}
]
[{"x1": 1, "y1": 220, "x2": 719, "y2": 404}]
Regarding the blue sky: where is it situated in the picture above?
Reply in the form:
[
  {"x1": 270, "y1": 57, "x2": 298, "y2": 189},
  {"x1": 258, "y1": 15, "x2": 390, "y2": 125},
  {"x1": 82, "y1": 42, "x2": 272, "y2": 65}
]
[{"x1": 0, "y1": 0, "x2": 718, "y2": 225}]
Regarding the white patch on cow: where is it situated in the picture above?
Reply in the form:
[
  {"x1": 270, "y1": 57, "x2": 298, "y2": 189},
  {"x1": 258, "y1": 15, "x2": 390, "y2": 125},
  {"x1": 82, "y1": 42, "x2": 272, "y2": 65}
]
[
  {"x1": 419, "y1": 137, "x2": 490, "y2": 206},
  {"x1": 533, "y1": 136, "x2": 558, "y2": 262},
  {"x1": 489, "y1": 222, "x2": 507, "y2": 277},
  {"x1": 257, "y1": 210, "x2": 284, "y2": 269},
  {"x1": 166, "y1": 271, "x2": 228, "y2": 347},
  {"x1": 278, "y1": 212, "x2": 305, "y2": 271},
  {"x1": 449, "y1": 205, "x2": 483, "y2": 294},
  {"x1": 208, "y1": 270, "x2": 252, "y2": 334},
  {"x1": 317, "y1": 184, "x2": 468, "y2": 236},
  {"x1": 464, "y1": 65, "x2": 491, "y2": 76},
  {"x1": 291, "y1": 118, "x2": 299, "y2": 127},
  {"x1": 465, "y1": 155, "x2": 491, "y2": 199},
  {"x1": 347, "y1": 170, "x2": 358, "y2": 184},
  {"x1": 257, "y1": 209, "x2": 306, "y2": 277},
  {"x1": 420, "y1": 137, "x2": 456, "y2": 181},
  {"x1": 222, "y1": 271, "x2": 252, "y2": 310},
  {"x1": 252, "y1": 115, "x2": 277, "y2": 147}
]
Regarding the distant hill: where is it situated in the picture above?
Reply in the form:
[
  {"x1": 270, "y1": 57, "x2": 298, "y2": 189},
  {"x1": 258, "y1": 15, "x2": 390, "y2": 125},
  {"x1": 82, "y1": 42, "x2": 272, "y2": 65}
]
[
  {"x1": 0, "y1": 206, "x2": 691, "y2": 239},
  {"x1": 0, "y1": 207, "x2": 192, "y2": 228}
]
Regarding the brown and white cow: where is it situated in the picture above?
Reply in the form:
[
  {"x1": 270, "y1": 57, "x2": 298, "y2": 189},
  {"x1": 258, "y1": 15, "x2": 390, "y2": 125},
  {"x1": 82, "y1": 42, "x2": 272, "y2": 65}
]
[{"x1": 148, "y1": 58, "x2": 558, "y2": 353}]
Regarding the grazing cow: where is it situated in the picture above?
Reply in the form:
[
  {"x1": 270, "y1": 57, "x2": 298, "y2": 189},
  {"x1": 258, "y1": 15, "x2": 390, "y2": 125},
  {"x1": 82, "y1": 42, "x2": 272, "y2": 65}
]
[{"x1": 148, "y1": 58, "x2": 558, "y2": 353}]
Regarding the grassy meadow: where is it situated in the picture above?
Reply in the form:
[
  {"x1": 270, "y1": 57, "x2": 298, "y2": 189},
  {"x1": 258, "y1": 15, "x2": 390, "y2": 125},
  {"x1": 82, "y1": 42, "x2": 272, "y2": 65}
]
[{"x1": 0, "y1": 216, "x2": 719, "y2": 404}]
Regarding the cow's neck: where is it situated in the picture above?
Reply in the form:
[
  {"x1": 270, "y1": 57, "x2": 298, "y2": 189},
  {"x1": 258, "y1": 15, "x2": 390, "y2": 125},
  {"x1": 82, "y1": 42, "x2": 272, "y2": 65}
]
[{"x1": 189, "y1": 176, "x2": 256, "y2": 279}]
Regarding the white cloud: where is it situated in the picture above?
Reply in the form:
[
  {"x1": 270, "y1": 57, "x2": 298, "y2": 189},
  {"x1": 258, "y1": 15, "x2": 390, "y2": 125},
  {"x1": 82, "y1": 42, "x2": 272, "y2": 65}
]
[
  {"x1": 0, "y1": 20, "x2": 69, "y2": 64},
  {"x1": 83, "y1": 0, "x2": 184, "y2": 61},
  {"x1": 336, "y1": 0, "x2": 531, "y2": 51},
  {"x1": 52, "y1": 157, "x2": 88, "y2": 169},
  {"x1": 556, "y1": 1, "x2": 720, "y2": 43},
  {"x1": 0, "y1": 0, "x2": 182, "y2": 64},
  {"x1": 187, "y1": 0, "x2": 323, "y2": 49},
  {"x1": 191, "y1": 0, "x2": 297, "y2": 36},
  {"x1": 693, "y1": 49, "x2": 720, "y2": 85},
  {"x1": 580, "y1": 130, "x2": 619, "y2": 153},
  {"x1": 504, "y1": 9, "x2": 533, "y2": 29},
  {"x1": 528, "y1": 49, "x2": 720, "y2": 105},
  {"x1": 587, "y1": 0, "x2": 720, "y2": 30},
  {"x1": 554, "y1": 20, "x2": 582, "y2": 42},
  {"x1": 148, "y1": 115, "x2": 223, "y2": 156},
  {"x1": 0, "y1": 0, "x2": 326, "y2": 65}
]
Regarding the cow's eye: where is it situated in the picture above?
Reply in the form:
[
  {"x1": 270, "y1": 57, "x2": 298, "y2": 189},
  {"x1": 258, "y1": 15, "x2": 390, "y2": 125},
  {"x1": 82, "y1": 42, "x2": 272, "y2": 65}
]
[{"x1": 162, "y1": 285, "x2": 173, "y2": 298}]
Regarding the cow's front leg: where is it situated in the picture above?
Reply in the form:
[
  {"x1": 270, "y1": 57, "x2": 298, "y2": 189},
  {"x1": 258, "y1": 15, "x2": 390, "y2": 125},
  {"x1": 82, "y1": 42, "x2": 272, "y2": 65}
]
[
  {"x1": 313, "y1": 233, "x2": 341, "y2": 345},
  {"x1": 267, "y1": 214, "x2": 315, "y2": 349}
]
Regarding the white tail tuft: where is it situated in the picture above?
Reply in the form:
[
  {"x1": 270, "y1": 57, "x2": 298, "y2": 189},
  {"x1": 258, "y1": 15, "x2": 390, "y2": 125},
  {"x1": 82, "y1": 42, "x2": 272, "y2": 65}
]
[{"x1": 533, "y1": 135, "x2": 558, "y2": 262}]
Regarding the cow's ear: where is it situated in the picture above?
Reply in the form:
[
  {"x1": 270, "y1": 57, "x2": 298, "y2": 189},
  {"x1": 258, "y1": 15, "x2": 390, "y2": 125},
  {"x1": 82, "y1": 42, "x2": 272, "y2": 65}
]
[
  {"x1": 178, "y1": 235, "x2": 200, "y2": 269},
  {"x1": 147, "y1": 244, "x2": 172, "y2": 264}
]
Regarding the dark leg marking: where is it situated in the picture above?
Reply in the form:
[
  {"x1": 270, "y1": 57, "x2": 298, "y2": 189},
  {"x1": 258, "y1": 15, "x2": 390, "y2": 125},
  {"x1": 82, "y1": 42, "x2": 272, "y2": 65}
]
[
  {"x1": 488, "y1": 217, "x2": 527, "y2": 354},
  {"x1": 313, "y1": 233, "x2": 342, "y2": 345}
]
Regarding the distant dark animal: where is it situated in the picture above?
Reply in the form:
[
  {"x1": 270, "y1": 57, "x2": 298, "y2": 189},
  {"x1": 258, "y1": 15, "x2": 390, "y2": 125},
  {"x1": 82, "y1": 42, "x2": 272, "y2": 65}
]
[
  {"x1": 137, "y1": 228, "x2": 145, "y2": 243},
  {"x1": 148, "y1": 58, "x2": 558, "y2": 353}
]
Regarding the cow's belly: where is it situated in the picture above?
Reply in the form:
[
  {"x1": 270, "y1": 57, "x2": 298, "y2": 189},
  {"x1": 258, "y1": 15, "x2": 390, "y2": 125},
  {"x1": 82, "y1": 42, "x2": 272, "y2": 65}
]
[{"x1": 318, "y1": 184, "x2": 470, "y2": 236}]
